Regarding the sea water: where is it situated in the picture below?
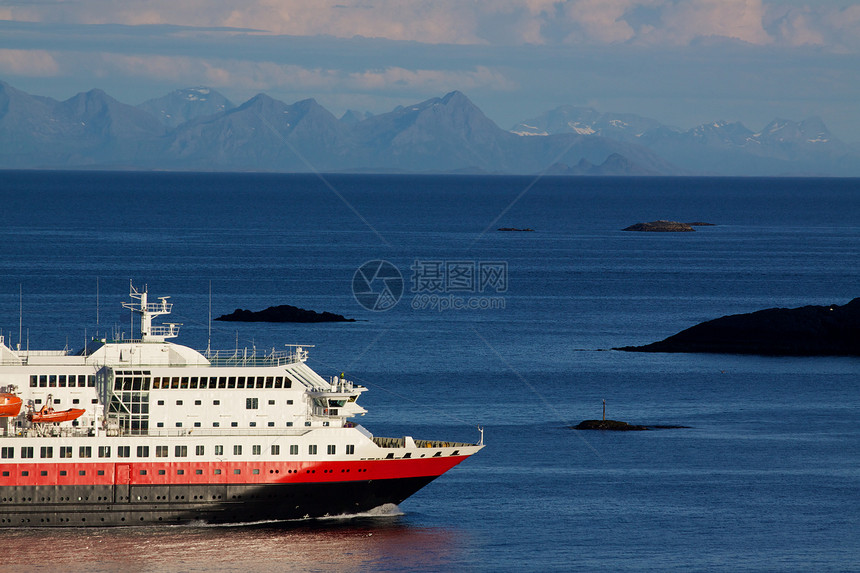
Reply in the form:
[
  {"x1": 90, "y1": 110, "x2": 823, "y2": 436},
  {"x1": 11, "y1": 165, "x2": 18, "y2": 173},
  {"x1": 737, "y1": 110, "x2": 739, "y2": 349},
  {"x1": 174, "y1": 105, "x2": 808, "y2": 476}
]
[{"x1": 0, "y1": 171, "x2": 858, "y2": 572}]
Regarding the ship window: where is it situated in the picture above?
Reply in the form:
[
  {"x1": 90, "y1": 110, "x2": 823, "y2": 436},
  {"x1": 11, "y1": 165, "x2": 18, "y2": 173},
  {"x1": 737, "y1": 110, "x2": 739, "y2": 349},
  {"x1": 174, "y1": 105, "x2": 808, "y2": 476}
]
[
  {"x1": 268, "y1": 422, "x2": 274, "y2": 427},
  {"x1": 59, "y1": 375, "x2": 67, "y2": 387},
  {"x1": 156, "y1": 446, "x2": 168, "y2": 458},
  {"x1": 283, "y1": 376, "x2": 292, "y2": 388},
  {"x1": 78, "y1": 470, "x2": 86, "y2": 476},
  {"x1": 41, "y1": 470, "x2": 48, "y2": 476},
  {"x1": 255, "y1": 377, "x2": 265, "y2": 389},
  {"x1": 213, "y1": 400, "x2": 220, "y2": 406},
  {"x1": 274, "y1": 377, "x2": 283, "y2": 388},
  {"x1": 72, "y1": 399, "x2": 80, "y2": 404},
  {"x1": 176, "y1": 446, "x2": 188, "y2": 457},
  {"x1": 98, "y1": 470, "x2": 105, "y2": 476},
  {"x1": 214, "y1": 469, "x2": 222, "y2": 475},
  {"x1": 21, "y1": 471, "x2": 29, "y2": 476},
  {"x1": 118, "y1": 446, "x2": 130, "y2": 458},
  {"x1": 157, "y1": 400, "x2": 164, "y2": 406},
  {"x1": 59, "y1": 470, "x2": 67, "y2": 476},
  {"x1": 177, "y1": 469, "x2": 185, "y2": 475},
  {"x1": 137, "y1": 446, "x2": 149, "y2": 458},
  {"x1": 308, "y1": 445, "x2": 317, "y2": 455},
  {"x1": 215, "y1": 445, "x2": 224, "y2": 455},
  {"x1": 327, "y1": 445, "x2": 336, "y2": 455},
  {"x1": 194, "y1": 422, "x2": 201, "y2": 428},
  {"x1": 195, "y1": 400, "x2": 201, "y2": 406},
  {"x1": 237, "y1": 377, "x2": 245, "y2": 388},
  {"x1": 30, "y1": 375, "x2": 37, "y2": 387},
  {"x1": 92, "y1": 399, "x2": 98, "y2": 404},
  {"x1": 287, "y1": 400, "x2": 293, "y2": 405},
  {"x1": 212, "y1": 422, "x2": 220, "y2": 427},
  {"x1": 268, "y1": 400, "x2": 275, "y2": 405},
  {"x1": 233, "y1": 469, "x2": 241, "y2": 475},
  {"x1": 41, "y1": 447, "x2": 53, "y2": 458},
  {"x1": 231, "y1": 422, "x2": 238, "y2": 427},
  {"x1": 158, "y1": 469, "x2": 166, "y2": 475},
  {"x1": 132, "y1": 377, "x2": 142, "y2": 391},
  {"x1": 289, "y1": 445, "x2": 298, "y2": 455},
  {"x1": 49, "y1": 374, "x2": 57, "y2": 387},
  {"x1": 176, "y1": 422, "x2": 183, "y2": 428},
  {"x1": 271, "y1": 445, "x2": 280, "y2": 455},
  {"x1": 218, "y1": 377, "x2": 227, "y2": 389},
  {"x1": 233, "y1": 445, "x2": 242, "y2": 455},
  {"x1": 265, "y1": 377, "x2": 274, "y2": 388},
  {"x1": 246, "y1": 397, "x2": 259, "y2": 410},
  {"x1": 21, "y1": 447, "x2": 34, "y2": 458},
  {"x1": 304, "y1": 422, "x2": 311, "y2": 427},
  {"x1": 99, "y1": 446, "x2": 110, "y2": 458},
  {"x1": 286, "y1": 422, "x2": 293, "y2": 427},
  {"x1": 171, "y1": 377, "x2": 180, "y2": 389},
  {"x1": 190, "y1": 377, "x2": 198, "y2": 389},
  {"x1": 249, "y1": 422, "x2": 256, "y2": 427},
  {"x1": 80, "y1": 446, "x2": 92, "y2": 458},
  {"x1": 252, "y1": 469, "x2": 260, "y2": 475},
  {"x1": 228, "y1": 377, "x2": 236, "y2": 388},
  {"x1": 39, "y1": 375, "x2": 47, "y2": 387},
  {"x1": 59, "y1": 447, "x2": 72, "y2": 459},
  {"x1": 252, "y1": 445, "x2": 261, "y2": 455},
  {"x1": 1, "y1": 447, "x2": 13, "y2": 459},
  {"x1": 87, "y1": 375, "x2": 95, "y2": 387},
  {"x1": 196, "y1": 445, "x2": 205, "y2": 456},
  {"x1": 1, "y1": 471, "x2": 8, "y2": 476},
  {"x1": 157, "y1": 422, "x2": 164, "y2": 428},
  {"x1": 140, "y1": 470, "x2": 147, "y2": 475},
  {"x1": 180, "y1": 377, "x2": 189, "y2": 389},
  {"x1": 195, "y1": 469, "x2": 203, "y2": 475},
  {"x1": 152, "y1": 377, "x2": 160, "y2": 389},
  {"x1": 176, "y1": 400, "x2": 183, "y2": 406},
  {"x1": 346, "y1": 445, "x2": 355, "y2": 455}
]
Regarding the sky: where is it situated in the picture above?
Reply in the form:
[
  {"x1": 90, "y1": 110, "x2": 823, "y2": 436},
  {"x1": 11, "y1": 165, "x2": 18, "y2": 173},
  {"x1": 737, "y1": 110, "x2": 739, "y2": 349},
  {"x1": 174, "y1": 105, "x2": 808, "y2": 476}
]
[{"x1": 1, "y1": 0, "x2": 859, "y2": 141}]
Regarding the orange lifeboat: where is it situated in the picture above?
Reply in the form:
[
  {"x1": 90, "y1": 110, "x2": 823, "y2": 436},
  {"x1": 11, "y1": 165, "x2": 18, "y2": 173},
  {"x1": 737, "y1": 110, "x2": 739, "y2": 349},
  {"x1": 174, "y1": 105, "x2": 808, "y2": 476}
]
[
  {"x1": 0, "y1": 393, "x2": 22, "y2": 417},
  {"x1": 28, "y1": 405, "x2": 86, "y2": 424}
]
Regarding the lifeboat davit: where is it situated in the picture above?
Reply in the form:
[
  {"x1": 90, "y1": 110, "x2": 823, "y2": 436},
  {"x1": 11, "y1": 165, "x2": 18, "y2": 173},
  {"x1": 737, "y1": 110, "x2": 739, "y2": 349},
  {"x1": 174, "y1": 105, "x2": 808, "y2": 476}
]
[
  {"x1": 0, "y1": 393, "x2": 22, "y2": 417},
  {"x1": 28, "y1": 405, "x2": 86, "y2": 424}
]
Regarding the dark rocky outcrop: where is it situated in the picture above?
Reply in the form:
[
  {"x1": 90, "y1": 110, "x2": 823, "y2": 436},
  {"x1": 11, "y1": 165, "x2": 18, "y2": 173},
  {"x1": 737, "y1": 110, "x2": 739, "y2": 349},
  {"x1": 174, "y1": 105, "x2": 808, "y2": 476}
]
[
  {"x1": 573, "y1": 419, "x2": 648, "y2": 431},
  {"x1": 617, "y1": 298, "x2": 860, "y2": 356},
  {"x1": 623, "y1": 220, "x2": 696, "y2": 232},
  {"x1": 215, "y1": 305, "x2": 355, "y2": 323}
]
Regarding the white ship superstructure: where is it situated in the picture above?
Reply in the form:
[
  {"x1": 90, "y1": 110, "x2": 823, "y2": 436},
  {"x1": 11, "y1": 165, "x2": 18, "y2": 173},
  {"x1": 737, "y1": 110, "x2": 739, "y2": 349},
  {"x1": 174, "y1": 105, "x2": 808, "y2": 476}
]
[{"x1": 0, "y1": 283, "x2": 483, "y2": 527}]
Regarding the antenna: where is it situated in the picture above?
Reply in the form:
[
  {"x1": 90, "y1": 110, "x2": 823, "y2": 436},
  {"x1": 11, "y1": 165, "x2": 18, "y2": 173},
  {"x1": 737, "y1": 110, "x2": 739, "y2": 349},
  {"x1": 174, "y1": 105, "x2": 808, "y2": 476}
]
[
  {"x1": 96, "y1": 276, "x2": 99, "y2": 337},
  {"x1": 18, "y1": 284, "x2": 22, "y2": 351},
  {"x1": 207, "y1": 280, "x2": 212, "y2": 356}
]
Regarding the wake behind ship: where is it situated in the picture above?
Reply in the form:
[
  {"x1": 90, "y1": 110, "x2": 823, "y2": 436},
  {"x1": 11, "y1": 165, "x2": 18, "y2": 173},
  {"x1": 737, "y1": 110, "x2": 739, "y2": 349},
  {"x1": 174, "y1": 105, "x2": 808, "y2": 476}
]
[{"x1": 0, "y1": 284, "x2": 483, "y2": 527}]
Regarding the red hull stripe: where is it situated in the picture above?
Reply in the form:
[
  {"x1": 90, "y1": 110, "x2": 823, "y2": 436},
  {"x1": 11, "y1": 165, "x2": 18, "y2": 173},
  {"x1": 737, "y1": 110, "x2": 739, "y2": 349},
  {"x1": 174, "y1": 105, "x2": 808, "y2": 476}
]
[{"x1": 0, "y1": 456, "x2": 470, "y2": 487}]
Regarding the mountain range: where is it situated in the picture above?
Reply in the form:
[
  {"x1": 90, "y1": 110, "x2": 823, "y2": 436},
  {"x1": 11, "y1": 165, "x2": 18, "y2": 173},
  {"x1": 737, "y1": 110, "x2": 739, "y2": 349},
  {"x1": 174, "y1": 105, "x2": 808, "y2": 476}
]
[{"x1": 1, "y1": 81, "x2": 857, "y2": 176}]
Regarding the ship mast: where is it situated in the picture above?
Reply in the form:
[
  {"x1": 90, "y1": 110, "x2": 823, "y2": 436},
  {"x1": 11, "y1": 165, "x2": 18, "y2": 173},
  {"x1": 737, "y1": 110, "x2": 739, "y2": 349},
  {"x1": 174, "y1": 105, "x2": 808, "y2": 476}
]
[{"x1": 121, "y1": 281, "x2": 181, "y2": 342}]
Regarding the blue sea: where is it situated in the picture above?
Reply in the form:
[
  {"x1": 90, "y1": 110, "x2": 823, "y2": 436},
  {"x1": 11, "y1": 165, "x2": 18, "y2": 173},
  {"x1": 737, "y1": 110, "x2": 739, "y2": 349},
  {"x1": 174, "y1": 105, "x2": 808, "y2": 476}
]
[{"x1": 0, "y1": 171, "x2": 858, "y2": 572}]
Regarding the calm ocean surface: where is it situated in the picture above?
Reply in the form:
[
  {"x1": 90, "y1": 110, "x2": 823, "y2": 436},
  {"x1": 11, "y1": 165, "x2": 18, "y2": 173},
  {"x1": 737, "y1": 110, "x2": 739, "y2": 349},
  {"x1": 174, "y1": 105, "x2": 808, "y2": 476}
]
[{"x1": 0, "y1": 171, "x2": 858, "y2": 571}]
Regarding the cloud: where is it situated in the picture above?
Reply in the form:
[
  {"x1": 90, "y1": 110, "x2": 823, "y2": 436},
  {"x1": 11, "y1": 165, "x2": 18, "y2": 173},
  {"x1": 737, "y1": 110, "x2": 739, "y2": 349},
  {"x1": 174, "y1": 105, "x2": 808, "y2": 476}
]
[
  {"x1": 0, "y1": 49, "x2": 60, "y2": 76},
  {"x1": 2, "y1": 0, "x2": 858, "y2": 52},
  {"x1": 92, "y1": 53, "x2": 515, "y2": 96}
]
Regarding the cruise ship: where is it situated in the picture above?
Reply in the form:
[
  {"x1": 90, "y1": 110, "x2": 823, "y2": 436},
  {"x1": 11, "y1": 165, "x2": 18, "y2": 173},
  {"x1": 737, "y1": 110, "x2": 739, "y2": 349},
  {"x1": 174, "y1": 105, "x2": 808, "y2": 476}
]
[{"x1": 0, "y1": 284, "x2": 483, "y2": 527}]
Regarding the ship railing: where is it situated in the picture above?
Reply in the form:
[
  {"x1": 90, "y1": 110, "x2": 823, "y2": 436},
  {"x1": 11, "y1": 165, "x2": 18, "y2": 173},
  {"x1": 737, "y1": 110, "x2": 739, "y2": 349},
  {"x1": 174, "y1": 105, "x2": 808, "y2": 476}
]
[
  {"x1": 203, "y1": 345, "x2": 311, "y2": 367},
  {"x1": 371, "y1": 436, "x2": 476, "y2": 448}
]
